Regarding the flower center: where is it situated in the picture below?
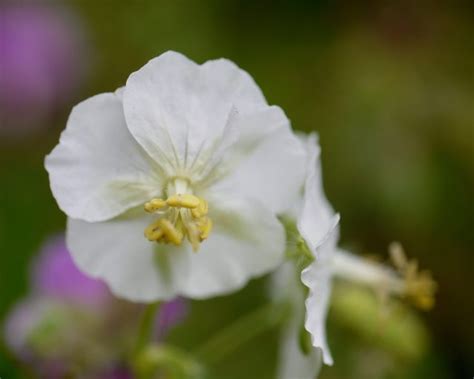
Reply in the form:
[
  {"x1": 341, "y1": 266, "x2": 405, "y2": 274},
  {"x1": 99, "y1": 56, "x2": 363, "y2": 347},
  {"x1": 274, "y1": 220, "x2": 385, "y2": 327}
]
[{"x1": 143, "y1": 179, "x2": 212, "y2": 252}]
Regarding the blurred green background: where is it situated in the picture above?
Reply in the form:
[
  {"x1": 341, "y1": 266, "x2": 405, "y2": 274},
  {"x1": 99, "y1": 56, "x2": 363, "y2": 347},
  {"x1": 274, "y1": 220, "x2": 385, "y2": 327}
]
[{"x1": 1, "y1": 1, "x2": 472, "y2": 378}]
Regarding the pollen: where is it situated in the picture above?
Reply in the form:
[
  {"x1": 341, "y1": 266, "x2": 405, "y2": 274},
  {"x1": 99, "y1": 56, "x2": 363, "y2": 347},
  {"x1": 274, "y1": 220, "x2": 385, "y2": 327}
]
[
  {"x1": 144, "y1": 194, "x2": 212, "y2": 252},
  {"x1": 389, "y1": 242, "x2": 437, "y2": 311}
]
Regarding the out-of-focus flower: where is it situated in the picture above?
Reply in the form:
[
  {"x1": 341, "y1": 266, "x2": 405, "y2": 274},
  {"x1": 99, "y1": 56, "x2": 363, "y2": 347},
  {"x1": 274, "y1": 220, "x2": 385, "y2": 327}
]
[
  {"x1": 330, "y1": 283, "x2": 430, "y2": 361},
  {"x1": 4, "y1": 236, "x2": 122, "y2": 377},
  {"x1": 156, "y1": 297, "x2": 188, "y2": 340},
  {"x1": 45, "y1": 51, "x2": 306, "y2": 302},
  {"x1": 0, "y1": 3, "x2": 87, "y2": 136},
  {"x1": 31, "y1": 235, "x2": 109, "y2": 306},
  {"x1": 4, "y1": 235, "x2": 188, "y2": 378},
  {"x1": 4, "y1": 297, "x2": 110, "y2": 378},
  {"x1": 295, "y1": 134, "x2": 436, "y2": 366},
  {"x1": 296, "y1": 133, "x2": 340, "y2": 366}
]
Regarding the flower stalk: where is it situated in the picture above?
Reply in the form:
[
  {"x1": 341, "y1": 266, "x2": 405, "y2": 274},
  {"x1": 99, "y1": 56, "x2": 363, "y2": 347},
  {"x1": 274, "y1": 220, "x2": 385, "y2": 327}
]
[
  {"x1": 134, "y1": 302, "x2": 160, "y2": 355},
  {"x1": 195, "y1": 301, "x2": 289, "y2": 365}
]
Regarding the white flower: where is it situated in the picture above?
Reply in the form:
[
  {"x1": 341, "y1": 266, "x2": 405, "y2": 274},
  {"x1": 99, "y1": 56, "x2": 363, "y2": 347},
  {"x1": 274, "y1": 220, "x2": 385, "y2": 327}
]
[
  {"x1": 265, "y1": 134, "x2": 336, "y2": 379},
  {"x1": 296, "y1": 134, "x2": 340, "y2": 366},
  {"x1": 297, "y1": 135, "x2": 436, "y2": 367},
  {"x1": 45, "y1": 51, "x2": 306, "y2": 302},
  {"x1": 271, "y1": 263, "x2": 322, "y2": 379}
]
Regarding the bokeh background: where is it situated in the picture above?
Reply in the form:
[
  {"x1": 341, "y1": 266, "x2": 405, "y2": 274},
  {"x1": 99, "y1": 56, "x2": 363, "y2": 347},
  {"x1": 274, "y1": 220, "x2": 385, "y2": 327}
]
[{"x1": 1, "y1": 1, "x2": 472, "y2": 378}]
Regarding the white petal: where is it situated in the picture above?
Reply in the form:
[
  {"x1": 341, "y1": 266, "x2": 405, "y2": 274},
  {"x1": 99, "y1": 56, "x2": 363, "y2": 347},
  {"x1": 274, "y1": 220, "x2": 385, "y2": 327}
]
[
  {"x1": 67, "y1": 211, "x2": 190, "y2": 302},
  {"x1": 194, "y1": 105, "x2": 287, "y2": 183},
  {"x1": 67, "y1": 197, "x2": 285, "y2": 301},
  {"x1": 180, "y1": 196, "x2": 285, "y2": 299},
  {"x1": 209, "y1": 121, "x2": 306, "y2": 214},
  {"x1": 298, "y1": 133, "x2": 339, "y2": 255},
  {"x1": 45, "y1": 92, "x2": 161, "y2": 222},
  {"x1": 301, "y1": 264, "x2": 333, "y2": 365},
  {"x1": 297, "y1": 137, "x2": 340, "y2": 365},
  {"x1": 272, "y1": 263, "x2": 322, "y2": 379},
  {"x1": 278, "y1": 320, "x2": 322, "y2": 379},
  {"x1": 123, "y1": 51, "x2": 267, "y2": 172},
  {"x1": 301, "y1": 229, "x2": 339, "y2": 366},
  {"x1": 200, "y1": 57, "x2": 267, "y2": 111}
]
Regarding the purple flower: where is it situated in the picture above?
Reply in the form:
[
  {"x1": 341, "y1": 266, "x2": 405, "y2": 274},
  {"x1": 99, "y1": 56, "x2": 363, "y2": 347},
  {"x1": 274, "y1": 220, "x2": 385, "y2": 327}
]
[
  {"x1": 4, "y1": 234, "x2": 188, "y2": 377},
  {"x1": 156, "y1": 298, "x2": 189, "y2": 340},
  {"x1": 32, "y1": 235, "x2": 110, "y2": 306},
  {"x1": 0, "y1": 3, "x2": 87, "y2": 135},
  {"x1": 4, "y1": 297, "x2": 85, "y2": 378},
  {"x1": 4, "y1": 297, "x2": 48, "y2": 359}
]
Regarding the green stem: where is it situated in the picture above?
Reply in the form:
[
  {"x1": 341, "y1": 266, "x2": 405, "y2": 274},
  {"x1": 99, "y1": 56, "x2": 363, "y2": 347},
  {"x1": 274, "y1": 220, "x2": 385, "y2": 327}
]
[
  {"x1": 134, "y1": 302, "x2": 160, "y2": 355},
  {"x1": 195, "y1": 302, "x2": 289, "y2": 365}
]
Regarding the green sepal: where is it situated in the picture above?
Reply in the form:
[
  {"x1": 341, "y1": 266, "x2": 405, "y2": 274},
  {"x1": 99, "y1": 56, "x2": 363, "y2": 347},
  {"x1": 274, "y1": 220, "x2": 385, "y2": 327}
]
[{"x1": 279, "y1": 215, "x2": 315, "y2": 270}]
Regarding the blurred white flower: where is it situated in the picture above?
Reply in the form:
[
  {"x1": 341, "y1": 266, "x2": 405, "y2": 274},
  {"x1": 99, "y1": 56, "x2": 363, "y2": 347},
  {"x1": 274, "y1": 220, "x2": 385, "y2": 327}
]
[
  {"x1": 296, "y1": 134, "x2": 436, "y2": 367},
  {"x1": 271, "y1": 263, "x2": 322, "y2": 379},
  {"x1": 289, "y1": 133, "x2": 340, "y2": 367},
  {"x1": 46, "y1": 51, "x2": 305, "y2": 302}
]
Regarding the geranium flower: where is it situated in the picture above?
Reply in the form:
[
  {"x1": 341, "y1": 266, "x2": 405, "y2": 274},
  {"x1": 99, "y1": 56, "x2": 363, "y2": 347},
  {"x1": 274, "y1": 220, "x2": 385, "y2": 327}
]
[
  {"x1": 4, "y1": 235, "x2": 187, "y2": 378},
  {"x1": 156, "y1": 298, "x2": 188, "y2": 340},
  {"x1": 46, "y1": 51, "x2": 305, "y2": 301},
  {"x1": 296, "y1": 134, "x2": 339, "y2": 366},
  {"x1": 269, "y1": 134, "x2": 337, "y2": 379},
  {"x1": 31, "y1": 235, "x2": 109, "y2": 306},
  {"x1": 297, "y1": 134, "x2": 436, "y2": 367},
  {"x1": 0, "y1": 3, "x2": 86, "y2": 135}
]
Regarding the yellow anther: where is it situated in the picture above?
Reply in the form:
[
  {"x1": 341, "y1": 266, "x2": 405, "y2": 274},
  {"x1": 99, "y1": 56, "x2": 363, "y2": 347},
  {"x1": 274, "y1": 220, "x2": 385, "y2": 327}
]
[
  {"x1": 144, "y1": 220, "x2": 164, "y2": 241},
  {"x1": 145, "y1": 228, "x2": 164, "y2": 242},
  {"x1": 389, "y1": 242, "x2": 408, "y2": 269},
  {"x1": 389, "y1": 242, "x2": 437, "y2": 311},
  {"x1": 191, "y1": 198, "x2": 209, "y2": 218},
  {"x1": 197, "y1": 217, "x2": 212, "y2": 241},
  {"x1": 144, "y1": 198, "x2": 167, "y2": 213},
  {"x1": 143, "y1": 192, "x2": 211, "y2": 251},
  {"x1": 412, "y1": 293, "x2": 435, "y2": 310},
  {"x1": 158, "y1": 219, "x2": 183, "y2": 246},
  {"x1": 166, "y1": 194, "x2": 200, "y2": 209},
  {"x1": 404, "y1": 269, "x2": 437, "y2": 310}
]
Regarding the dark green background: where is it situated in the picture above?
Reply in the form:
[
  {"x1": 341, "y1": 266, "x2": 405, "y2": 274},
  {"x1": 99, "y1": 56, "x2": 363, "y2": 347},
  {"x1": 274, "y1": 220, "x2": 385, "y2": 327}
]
[{"x1": 1, "y1": 1, "x2": 472, "y2": 378}]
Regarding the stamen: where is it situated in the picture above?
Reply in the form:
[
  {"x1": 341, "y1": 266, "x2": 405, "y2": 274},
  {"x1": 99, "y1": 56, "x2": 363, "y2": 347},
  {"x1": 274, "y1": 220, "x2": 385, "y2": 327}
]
[
  {"x1": 389, "y1": 242, "x2": 437, "y2": 311},
  {"x1": 143, "y1": 192, "x2": 212, "y2": 251},
  {"x1": 332, "y1": 245, "x2": 437, "y2": 312},
  {"x1": 198, "y1": 217, "x2": 212, "y2": 240},
  {"x1": 158, "y1": 219, "x2": 183, "y2": 246},
  {"x1": 144, "y1": 198, "x2": 167, "y2": 213},
  {"x1": 166, "y1": 194, "x2": 200, "y2": 209},
  {"x1": 191, "y1": 198, "x2": 208, "y2": 218},
  {"x1": 144, "y1": 219, "x2": 164, "y2": 241}
]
